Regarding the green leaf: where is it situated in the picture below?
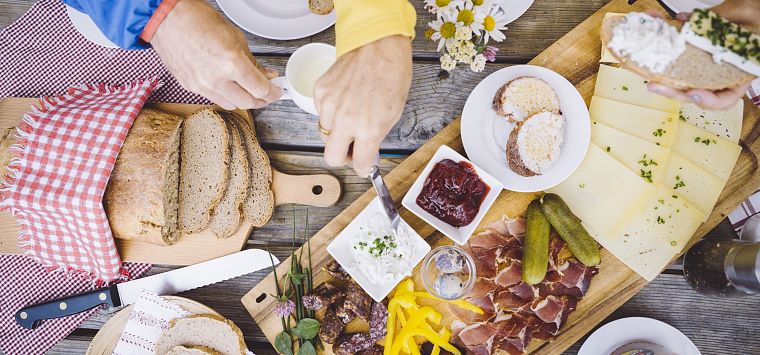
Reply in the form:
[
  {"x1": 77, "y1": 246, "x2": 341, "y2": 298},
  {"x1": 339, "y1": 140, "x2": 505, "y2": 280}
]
[
  {"x1": 297, "y1": 341, "x2": 317, "y2": 355},
  {"x1": 275, "y1": 331, "x2": 293, "y2": 355},
  {"x1": 290, "y1": 318, "x2": 321, "y2": 339}
]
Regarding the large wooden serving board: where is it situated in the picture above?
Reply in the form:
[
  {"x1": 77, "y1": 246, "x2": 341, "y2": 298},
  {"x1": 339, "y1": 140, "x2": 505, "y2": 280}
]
[
  {"x1": 243, "y1": 0, "x2": 760, "y2": 352},
  {"x1": 0, "y1": 98, "x2": 341, "y2": 265}
]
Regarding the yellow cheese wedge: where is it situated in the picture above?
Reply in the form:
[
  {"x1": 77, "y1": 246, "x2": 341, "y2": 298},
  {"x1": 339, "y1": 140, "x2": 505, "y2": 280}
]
[
  {"x1": 672, "y1": 121, "x2": 742, "y2": 181},
  {"x1": 590, "y1": 96, "x2": 678, "y2": 147},
  {"x1": 591, "y1": 120, "x2": 671, "y2": 185},
  {"x1": 664, "y1": 152, "x2": 726, "y2": 220},
  {"x1": 594, "y1": 65, "x2": 680, "y2": 113},
  {"x1": 679, "y1": 100, "x2": 744, "y2": 144},
  {"x1": 548, "y1": 143, "x2": 655, "y2": 238},
  {"x1": 600, "y1": 13, "x2": 624, "y2": 63},
  {"x1": 591, "y1": 184, "x2": 705, "y2": 281}
]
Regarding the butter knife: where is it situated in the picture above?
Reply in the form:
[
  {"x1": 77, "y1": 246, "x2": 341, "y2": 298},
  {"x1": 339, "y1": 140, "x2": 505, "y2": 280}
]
[{"x1": 368, "y1": 165, "x2": 401, "y2": 233}]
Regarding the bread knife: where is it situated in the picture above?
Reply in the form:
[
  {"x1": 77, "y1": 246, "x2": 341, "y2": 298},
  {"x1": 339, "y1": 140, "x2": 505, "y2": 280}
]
[{"x1": 15, "y1": 249, "x2": 278, "y2": 329}]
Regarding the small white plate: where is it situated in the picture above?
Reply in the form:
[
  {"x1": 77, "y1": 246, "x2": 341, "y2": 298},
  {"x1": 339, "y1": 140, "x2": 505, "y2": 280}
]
[
  {"x1": 494, "y1": 0, "x2": 535, "y2": 25},
  {"x1": 401, "y1": 145, "x2": 504, "y2": 245},
  {"x1": 327, "y1": 197, "x2": 430, "y2": 302},
  {"x1": 460, "y1": 65, "x2": 590, "y2": 192},
  {"x1": 659, "y1": 0, "x2": 722, "y2": 14},
  {"x1": 65, "y1": 4, "x2": 119, "y2": 48},
  {"x1": 579, "y1": 317, "x2": 701, "y2": 355},
  {"x1": 217, "y1": 0, "x2": 336, "y2": 40}
]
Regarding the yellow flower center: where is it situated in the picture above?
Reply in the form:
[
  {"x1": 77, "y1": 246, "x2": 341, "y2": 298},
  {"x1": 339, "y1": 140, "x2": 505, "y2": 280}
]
[
  {"x1": 484, "y1": 16, "x2": 496, "y2": 31},
  {"x1": 440, "y1": 22, "x2": 456, "y2": 38},
  {"x1": 436, "y1": 0, "x2": 450, "y2": 7},
  {"x1": 424, "y1": 28, "x2": 435, "y2": 39},
  {"x1": 457, "y1": 9, "x2": 475, "y2": 25},
  {"x1": 472, "y1": 0, "x2": 484, "y2": 5}
]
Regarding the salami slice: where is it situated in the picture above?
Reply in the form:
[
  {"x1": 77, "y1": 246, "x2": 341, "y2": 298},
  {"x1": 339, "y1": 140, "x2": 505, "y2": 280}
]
[
  {"x1": 302, "y1": 283, "x2": 344, "y2": 311},
  {"x1": 369, "y1": 301, "x2": 388, "y2": 341},
  {"x1": 319, "y1": 309, "x2": 345, "y2": 344},
  {"x1": 344, "y1": 282, "x2": 372, "y2": 320},
  {"x1": 333, "y1": 333, "x2": 375, "y2": 355}
]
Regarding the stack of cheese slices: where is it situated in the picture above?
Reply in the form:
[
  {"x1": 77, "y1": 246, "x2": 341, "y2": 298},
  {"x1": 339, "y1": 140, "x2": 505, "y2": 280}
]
[{"x1": 549, "y1": 63, "x2": 743, "y2": 281}]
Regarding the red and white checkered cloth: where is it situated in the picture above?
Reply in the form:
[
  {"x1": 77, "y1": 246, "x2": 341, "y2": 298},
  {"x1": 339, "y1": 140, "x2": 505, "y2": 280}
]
[{"x1": 1, "y1": 78, "x2": 160, "y2": 282}]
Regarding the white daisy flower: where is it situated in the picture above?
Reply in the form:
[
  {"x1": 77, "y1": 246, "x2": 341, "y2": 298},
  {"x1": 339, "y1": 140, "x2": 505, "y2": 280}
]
[
  {"x1": 482, "y1": 5, "x2": 509, "y2": 43},
  {"x1": 423, "y1": 0, "x2": 464, "y2": 15},
  {"x1": 429, "y1": 12, "x2": 462, "y2": 52},
  {"x1": 454, "y1": 1, "x2": 487, "y2": 33},
  {"x1": 441, "y1": 54, "x2": 457, "y2": 71},
  {"x1": 470, "y1": 54, "x2": 486, "y2": 72}
]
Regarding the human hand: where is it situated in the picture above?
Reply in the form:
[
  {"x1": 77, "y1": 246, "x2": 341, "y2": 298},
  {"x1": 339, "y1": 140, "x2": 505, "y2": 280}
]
[
  {"x1": 314, "y1": 35, "x2": 413, "y2": 177},
  {"x1": 644, "y1": 1, "x2": 760, "y2": 110},
  {"x1": 150, "y1": 0, "x2": 282, "y2": 110}
]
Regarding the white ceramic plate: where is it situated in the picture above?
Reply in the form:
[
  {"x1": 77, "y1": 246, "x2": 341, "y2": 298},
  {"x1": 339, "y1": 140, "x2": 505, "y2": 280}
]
[
  {"x1": 659, "y1": 0, "x2": 722, "y2": 14},
  {"x1": 579, "y1": 317, "x2": 701, "y2": 355},
  {"x1": 216, "y1": 0, "x2": 336, "y2": 40},
  {"x1": 494, "y1": 0, "x2": 535, "y2": 25},
  {"x1": 327, "y1": 197, "x2": 430, "y2": 302},
  {"x1": 65, "y1": 5, "x2": 119, "y2": 48},
  {"x1": 401, "y1": 145, "x2": 504, "y2": 245},
  {"x1": 461, "y1": 65, "x2": 590, "y2": 192}
]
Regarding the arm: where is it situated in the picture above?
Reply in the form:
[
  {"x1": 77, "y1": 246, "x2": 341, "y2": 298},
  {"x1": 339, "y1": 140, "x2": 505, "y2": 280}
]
[{"x1": 315, "y1": 0, "x2": 416, "y2": 177}]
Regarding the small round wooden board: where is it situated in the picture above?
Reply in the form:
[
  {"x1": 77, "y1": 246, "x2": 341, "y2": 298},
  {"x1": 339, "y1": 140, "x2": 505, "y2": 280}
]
[{"x1": 85, "y1": 296, "x2": 219, "y2": 355}]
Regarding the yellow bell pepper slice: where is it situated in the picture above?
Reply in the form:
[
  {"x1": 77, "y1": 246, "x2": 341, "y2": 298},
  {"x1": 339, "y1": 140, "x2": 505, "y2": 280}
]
[
  {"x1": 390, "y1": 307, "x2": 441, "y2": 355},
  {"x1": 412, "y1": 292, "x2": 484, "y2": 314}
]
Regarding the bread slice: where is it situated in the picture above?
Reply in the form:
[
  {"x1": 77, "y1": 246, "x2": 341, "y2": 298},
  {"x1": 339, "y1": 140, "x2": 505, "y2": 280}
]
[
  {"x1": 178, "y1": 108, "x2": 230, "y2": 234},
  {"x1": 506, "y1": 111, "x2": 565, "y2": 177},
  {"x1": 601, "y1": 15, "x2": 755, "y2": 91},
  {"x1": 104, "y1": 109, "x2": 183, "y2": 245},
  {"x1": 492, "y1": 77, "x2": 560, "y2": 123},
  {"x1": 163, "y1": 345, "x2": 223, "y2": 355},
  {"x1": 223, "y1": 112, "x2": 274, "y2": 227},
  {"x1": 155, "y1": 314, "x2": 246, "y2": 355},
  {"x1": 309, "y1": 0, "x2": 334, "y2": 15},
  {"x1": 0, "y1": 127, "x2": 15, "y2": 176},
  {"x1": 209, "y1": 119, "x2": 250, "y2": 238}
]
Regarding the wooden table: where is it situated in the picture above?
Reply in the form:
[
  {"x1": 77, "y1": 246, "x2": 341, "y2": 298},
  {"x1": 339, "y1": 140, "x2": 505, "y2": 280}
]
[{"x1": 2, "y1": 0, "x2": 760, "y2": 354}]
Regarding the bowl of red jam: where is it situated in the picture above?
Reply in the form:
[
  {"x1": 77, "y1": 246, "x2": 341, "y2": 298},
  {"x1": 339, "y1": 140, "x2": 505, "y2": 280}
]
[{"x1": 402, "y1": 145, "x2": 503, "y2": 245}]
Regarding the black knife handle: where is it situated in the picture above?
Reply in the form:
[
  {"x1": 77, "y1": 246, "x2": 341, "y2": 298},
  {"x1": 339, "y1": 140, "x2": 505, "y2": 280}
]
[{"x1": 15, "y1": 287, "x2": 118, "y2": 329}]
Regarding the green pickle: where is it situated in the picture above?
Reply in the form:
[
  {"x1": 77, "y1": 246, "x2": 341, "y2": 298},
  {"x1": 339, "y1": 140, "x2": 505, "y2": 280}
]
[
  {"x1": 540, "y1": 193, "x2": 601, "y2": 267},
  {"x1": 523, "y1": 200, "x2": 551, "y2": 284}
]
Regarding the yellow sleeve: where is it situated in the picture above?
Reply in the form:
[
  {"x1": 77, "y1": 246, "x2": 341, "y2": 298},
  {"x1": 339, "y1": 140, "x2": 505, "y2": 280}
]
[{"x1": 333, "y1": 0, "x2": 417, "y2": 58}]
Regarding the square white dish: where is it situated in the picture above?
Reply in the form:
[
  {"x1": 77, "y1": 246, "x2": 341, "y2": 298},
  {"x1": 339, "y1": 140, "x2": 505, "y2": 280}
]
[
  {"x1": 326, "y1": 197, "x2": 431, "y2": 302},
  {"x1": 401, "y1": 145, "x2": 504, "y2": 245}
]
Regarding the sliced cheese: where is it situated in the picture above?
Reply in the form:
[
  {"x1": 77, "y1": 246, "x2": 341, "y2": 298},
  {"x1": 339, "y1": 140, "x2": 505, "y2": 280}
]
[
  {"x1": 600, "y1": 13, "x2": 624, "y2": 63},
  {"x1": 592, "y1": 121, "x2": 671, "y2": 184},
  {"x1": 679, "y1": 100, "x2": 743, "y2": 143},
  {"x1": 547, "y1": 143, "x2": 655, "y2": 238},
  {"x1": 664, "y1": 152, "x2": 726, "y2": 220},
  {"x1": 594, "y1": 65, "x2": 680, "y2": 113},
  {"x1": 590, "y1": 96, "x2": 677, "y2": 147},
  {"x1": 672, "y1": 121, "x2": 742, "y2": 181},
  {"x1": 592, "y1": 184, "x2": 705, "y2": 281}
]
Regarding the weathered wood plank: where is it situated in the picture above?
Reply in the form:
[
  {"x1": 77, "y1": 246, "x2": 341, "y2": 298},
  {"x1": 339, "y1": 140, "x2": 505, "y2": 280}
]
[{"x1": 0, "y1": 0, "x2": 610, "y2": 61}]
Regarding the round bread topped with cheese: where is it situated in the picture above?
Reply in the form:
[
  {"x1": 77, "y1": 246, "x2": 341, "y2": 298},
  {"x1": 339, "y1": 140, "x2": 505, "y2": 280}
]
[
  {"x1": 492, "y1": 77, "x2": 561, "y2": 123},
  {"x1": 506, "y1": 111, "x2": 565, "y2": 177}
]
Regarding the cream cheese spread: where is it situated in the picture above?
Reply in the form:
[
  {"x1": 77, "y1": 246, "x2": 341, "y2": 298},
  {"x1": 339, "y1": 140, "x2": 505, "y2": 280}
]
[{"x1": 608, "y1": 12, "x2": 686, "y2": 74}]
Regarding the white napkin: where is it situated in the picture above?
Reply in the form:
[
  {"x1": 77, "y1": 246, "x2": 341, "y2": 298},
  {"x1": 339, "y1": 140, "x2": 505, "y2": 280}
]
[{"x1": 112, "y1": 290, "x2": 192, "y2": 355}]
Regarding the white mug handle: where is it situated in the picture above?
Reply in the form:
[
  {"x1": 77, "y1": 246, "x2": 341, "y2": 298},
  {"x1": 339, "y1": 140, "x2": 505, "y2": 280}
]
[{"x1": 270, "y1": 76, "x2": 291, "y2": 100}]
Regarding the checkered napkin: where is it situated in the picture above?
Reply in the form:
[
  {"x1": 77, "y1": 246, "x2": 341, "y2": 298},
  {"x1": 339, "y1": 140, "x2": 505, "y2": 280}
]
[{"x1": 1, "y1": 78, "x2": 160, "y2": 282}]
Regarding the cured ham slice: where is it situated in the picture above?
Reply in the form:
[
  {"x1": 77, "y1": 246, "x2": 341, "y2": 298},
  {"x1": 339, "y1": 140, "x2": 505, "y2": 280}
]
[
  {"x1": 469, "y1": 229, "x2": 509, "y2": 249},
  {"x1": 465, "y1": 244, "x2": 499, "y2": 278},
  {"x1": 508, "y1": 282, "x2": 537, "y2": 301},
  {"x1": 504, "y1": 216, "x2": 526, "y2": 237},
  {"x1": 495, "y1": 260, "x2": 522, "y2": 287},
  {"x1": 493, "y1": 288, "x2": 532, "y2": 310}
]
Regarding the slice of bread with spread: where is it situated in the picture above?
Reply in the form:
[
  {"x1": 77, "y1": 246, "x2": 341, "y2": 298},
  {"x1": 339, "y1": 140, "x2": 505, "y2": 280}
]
[
  {"x1": 178, "y1": 108, "x2": 230, "y2": 234},
  {"x1": 492, "y1": 77, "x2": 560, "y2": 123},
  {"x1": 601, "y1": 12, "x2": 756, "y2": 91},
  {"x1": 104, "y1": 109, "x2": 183, "y2": 246},
  {"x1": 163, "y1": 345, "x2": 223, "y2": 355},
  {"x1": 224, "y1": 112, "x2": 274, "y2": 228},
  {"x1": 506, "y1": 111, "x2": 565, "y2": 177},
  {"x1": 208, "y1": 119, "x2": 250, "y2": 239},
  {"x1": 155, "y1": 314, "x2": 246, "y2": 355},
  {"x1": 309, "y1": 0, "x2": 334, "y2": 15}
]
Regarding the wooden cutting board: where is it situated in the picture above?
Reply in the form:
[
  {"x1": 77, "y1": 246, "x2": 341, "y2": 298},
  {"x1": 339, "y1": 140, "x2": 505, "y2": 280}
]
[
  {"x1": 242, "y1": 0, "x2": 760, "y2": 353},
  {"x1": 0, "y1": 98, "x2": 341, "y2": 265}
]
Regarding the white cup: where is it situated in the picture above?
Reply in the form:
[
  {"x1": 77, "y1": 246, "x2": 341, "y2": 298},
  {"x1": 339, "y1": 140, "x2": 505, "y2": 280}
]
[{"x1": 270, "y1": 43, "x2": 336, "y2": 115}]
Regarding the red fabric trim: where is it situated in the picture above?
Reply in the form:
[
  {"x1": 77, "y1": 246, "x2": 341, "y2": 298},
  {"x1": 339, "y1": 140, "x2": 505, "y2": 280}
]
[{"x1": 139, "y1": 0, "x2": 180, "y2": 43}]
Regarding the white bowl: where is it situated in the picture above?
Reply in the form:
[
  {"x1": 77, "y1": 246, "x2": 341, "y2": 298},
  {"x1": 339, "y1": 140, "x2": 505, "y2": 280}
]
[
  {"x1": 401, "y1": 145, "x2": 504, "y2": 245},
  {"x1": 461, "y1": 65, "x2": 591, "y2": 192},
  {"x1": 326, "y1": 197, "x2": 430, "y2": 302},
  {"x1": 579, "y1": 317, "x2": 701, "y2": 355}
]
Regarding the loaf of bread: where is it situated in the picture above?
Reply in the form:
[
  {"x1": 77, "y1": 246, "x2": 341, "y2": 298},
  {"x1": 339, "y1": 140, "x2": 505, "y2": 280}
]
[
  {"x1": 104, "y1": 109, "x2": 183, "y2": 246},
  {"x1": 223, "y1": 112, "x2": 274, "y2": 227},
  {"x1": 163, "y1": 345, "x2": 222, "y2": 355},
  {"x1": 155, "y1": 314, "x2": 246, "y2": 355},
  {"x1": 208, "y1": 119, "x2": 250, "y2": 239},
  {"x1": 178, "y1": 109, "x2": 230, "y2": 234},
  {"x1": 0, "y1": 127, "x2": 15, "y2": 176}
]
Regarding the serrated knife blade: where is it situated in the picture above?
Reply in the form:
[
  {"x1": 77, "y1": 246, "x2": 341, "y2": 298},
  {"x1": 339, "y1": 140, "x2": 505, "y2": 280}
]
[{"x1": 15, "y1": 249, "x2": 278, "y2": 329}]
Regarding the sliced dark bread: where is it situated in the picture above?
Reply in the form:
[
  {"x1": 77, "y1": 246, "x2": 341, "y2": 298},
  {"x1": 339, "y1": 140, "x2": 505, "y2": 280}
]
[
  {"x1": 223, "y1": 112, "x2": 274, "y2": 227},
  {"x1": 155, "y1": 314, "x2": 246, "y2": 355},
  {"x1": 209, "y1": 119, "x2": 250, "y2": 238},
  {"x1": 309, "y1": 0, "x2": 334, "y2": 15},
  {"x1": 506, "y1": 111, "x2": 565, "y2": 177},
  {"x1": 179, "y1": 108, "x2": 230, "y2": 234},
  {"x1": 602, "y1": 15, "x2": 755, "y2": 91}
]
